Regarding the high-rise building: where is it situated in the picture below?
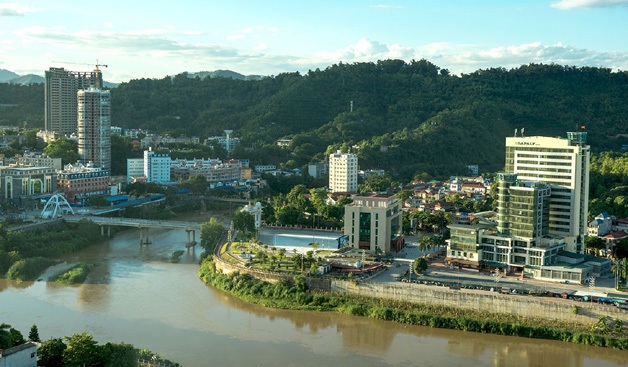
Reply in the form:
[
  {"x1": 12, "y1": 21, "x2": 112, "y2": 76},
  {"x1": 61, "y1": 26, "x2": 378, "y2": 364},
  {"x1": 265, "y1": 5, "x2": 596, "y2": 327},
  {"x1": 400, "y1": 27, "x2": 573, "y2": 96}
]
[
  {"x1": 78, "y1": 87, "x2": 111, "y2": 172},
  {"x1": 329, "y1": 150, "x2": 358, "y2": 193},
  {"x1": 143, "y1": 147, "x2": 171, "y2": 184},
  {"x1": 505, "y1": 132, "x2": 590, "y2": 252},
  {"x1": 45, "y1": 67, "x2": 103, "y2": 134}
]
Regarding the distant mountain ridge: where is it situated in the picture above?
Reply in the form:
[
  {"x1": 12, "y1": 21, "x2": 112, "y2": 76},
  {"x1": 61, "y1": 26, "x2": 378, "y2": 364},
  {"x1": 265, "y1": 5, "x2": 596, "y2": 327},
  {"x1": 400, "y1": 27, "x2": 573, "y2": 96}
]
[
  {"x1": 184, "y1": 70, "x2": 263, "y2": 81},
  {"x1": 0, "y1": 68, "x2": 118, "y2": 88}
]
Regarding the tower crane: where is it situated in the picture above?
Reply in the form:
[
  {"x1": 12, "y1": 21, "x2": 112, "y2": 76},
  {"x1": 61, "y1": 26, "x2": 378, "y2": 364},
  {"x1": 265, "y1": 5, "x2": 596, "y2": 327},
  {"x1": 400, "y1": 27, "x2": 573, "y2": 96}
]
[{"x1": 51, "y1": 60, "x2": 108, "y2": 72}]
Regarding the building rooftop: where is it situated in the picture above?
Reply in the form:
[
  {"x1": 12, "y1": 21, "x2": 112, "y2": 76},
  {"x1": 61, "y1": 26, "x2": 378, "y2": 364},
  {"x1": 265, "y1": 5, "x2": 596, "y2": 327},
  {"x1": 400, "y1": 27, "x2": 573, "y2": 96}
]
[{"x1": 0, "y1": 341, "x2": 38, "y2": 357}]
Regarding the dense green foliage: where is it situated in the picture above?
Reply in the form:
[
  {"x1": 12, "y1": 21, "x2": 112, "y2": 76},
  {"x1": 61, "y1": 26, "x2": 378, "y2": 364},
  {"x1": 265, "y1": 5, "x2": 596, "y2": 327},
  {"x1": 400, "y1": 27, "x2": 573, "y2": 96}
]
[
  {"x1": 0, "y1": 83, "x2": 43, "y2": 127},
  {"x1": 49, "y1": 262, "x2": 91, "y2": 284},
  {"x1": 3, "y1": 62, "x2": 627, "y2": 181},
  {"x1": 36, "y1": 331, "x2": 179, "y2": 367},
  {"x1": 6, "y1": 257, "x2": 55, "y2": 282},
  {"x1": 200, "y1": 218, "x2": 225, "y2": 253},
  {"x1": 589, "y1": 151, "x2": 628, "y2": 219},
  {"x1": 0, "y1": 323, "x2": 25, "y2": 349},
  {"x1": 43, "y1": 138, "x2": 80, "y2": 166},
  {"x1": 0, "y1": 220, "x2": 102, "y2": 277},
  {"x1": 199, "y1": 256, "x2": 628, "y2": 350}
]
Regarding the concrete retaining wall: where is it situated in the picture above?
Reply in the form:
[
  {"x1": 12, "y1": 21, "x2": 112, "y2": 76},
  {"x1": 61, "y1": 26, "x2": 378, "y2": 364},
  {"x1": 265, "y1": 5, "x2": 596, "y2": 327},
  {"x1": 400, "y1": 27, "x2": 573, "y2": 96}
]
[
  {"x1": 212, "y1": 249, "x2": 627, "y2": 325},
  {"x1": 331, "y1": 280, "x2": 628, "y2": 325},
  {"x1": 214, "y1": 252, "x2": 332, "y2": 291}
]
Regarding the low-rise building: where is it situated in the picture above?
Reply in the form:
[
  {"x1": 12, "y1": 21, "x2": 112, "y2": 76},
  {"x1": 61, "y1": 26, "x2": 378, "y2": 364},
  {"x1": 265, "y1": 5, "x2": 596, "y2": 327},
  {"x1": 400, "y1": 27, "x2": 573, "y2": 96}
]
[
  {"x1": 588, "y1": 212, "x2": 616, "y2": 237},
  {"x1": 126, "y1": 158, "x2": 144, "y2": 183},
  {"x1": 344, "y1": 194, "x2": 404, "y2": 253},
  {"x1": 0, "y1": 341, "x2": 38, "y2": 367},
  {"x1": 307, "y1": 162, "x2": 329, "y2": 178},
  {"x1": 18, "y1": 152, "x2": 62, "y2": 170},
  {"x1": 0, "y1": 166, "x2": 57, "y2": 207},
  {"x1": 57, "y1": 162, "x2": 110, "y2": 204},
  {"x1": 171, "y1": 159, "x2": 241, "y2": 183},
  {"x1": 254, "y1": 164, "x2": 277, "y2": 173}
]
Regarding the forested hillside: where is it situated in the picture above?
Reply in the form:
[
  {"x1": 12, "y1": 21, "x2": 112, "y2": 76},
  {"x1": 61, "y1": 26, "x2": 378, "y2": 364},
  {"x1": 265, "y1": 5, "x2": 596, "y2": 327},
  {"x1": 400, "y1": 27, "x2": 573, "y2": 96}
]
[{"x1": 1, "y1": 60, "x2": 627, "y2": 181}]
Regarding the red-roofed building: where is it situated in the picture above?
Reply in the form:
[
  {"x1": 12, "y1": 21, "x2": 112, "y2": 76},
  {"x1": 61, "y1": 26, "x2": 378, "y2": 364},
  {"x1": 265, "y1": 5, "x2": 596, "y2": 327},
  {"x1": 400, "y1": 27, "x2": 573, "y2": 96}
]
[{"x1": 602, "y1": 230, "x2": 628, "y2": 243}]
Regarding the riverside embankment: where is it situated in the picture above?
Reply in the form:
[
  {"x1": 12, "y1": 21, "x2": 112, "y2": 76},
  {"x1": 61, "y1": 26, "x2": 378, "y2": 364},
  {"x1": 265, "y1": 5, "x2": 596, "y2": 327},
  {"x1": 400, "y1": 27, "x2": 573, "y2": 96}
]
[{"x1": 209, "y1": 250, "x2": 628, "y2": 349}]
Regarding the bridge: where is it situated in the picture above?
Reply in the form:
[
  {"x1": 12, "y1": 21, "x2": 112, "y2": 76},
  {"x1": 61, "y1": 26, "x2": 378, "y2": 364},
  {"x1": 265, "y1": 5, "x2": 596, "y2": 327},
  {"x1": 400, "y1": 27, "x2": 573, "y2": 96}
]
[{"x1": 64, "y1": 216, "x2": 201, "y2": 247}]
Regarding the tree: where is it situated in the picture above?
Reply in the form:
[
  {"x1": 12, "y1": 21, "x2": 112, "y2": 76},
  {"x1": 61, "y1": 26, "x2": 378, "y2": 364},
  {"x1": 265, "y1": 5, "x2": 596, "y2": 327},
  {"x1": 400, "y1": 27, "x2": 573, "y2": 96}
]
[
  {"x1": 413, "y1": 257, "x2": 428, "y2": 274},
  {"x1": 0, "y1": 323, "x2": 11, "y2": 349},
  {"x1": 8, "y1": 327, "x2": 25, "y2": 347},
  {"x1": 396, "y1": 189, "x2": 413, "y2": 204},
  {"x1": 585, "y1": 236, "x2": 606, "y2": 255},
  {"x1": 200, "y1": 218, "x2": 225, "y2": 253},
  {"x1": 43, "y1": 138, "x2": 80, "y2": 165},
  {"x1": 233, "y1": 210, "x2": 255, "y2": 233},
  {"x1": 184, "y1": 175, "x2": 208, "y2": 194},
  {"x1": 278, "y1": 248, "x2": 286, "y2": 262},
  {"x1": 612, "y1": 258, "x2": 622, "y2": 289},
  {"x1": 28, "y1": 324, "x2": 40, "y2": 342},
  {"x1": 64, "y1": 332, "x2": 102, "y2": 367},
  {"x1": 88, "y1": 195, "x2": 108, "y2": 208},
  {"x1": 101, "y1": 342, "x2": 138, "y2": 367},
  {"x1": 38, "y1": 338, "x2": 67, "y2": 367},
  {"x1": 309, "y1": 241, "x2": 320, "y2": 251}
]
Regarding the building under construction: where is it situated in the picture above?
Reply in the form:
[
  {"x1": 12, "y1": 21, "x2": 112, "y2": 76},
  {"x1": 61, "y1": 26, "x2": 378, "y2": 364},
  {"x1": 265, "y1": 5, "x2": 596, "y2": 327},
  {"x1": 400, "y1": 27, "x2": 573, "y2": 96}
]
[{"x1": 44, "y1": 67, "x2": 103, "y2": 135}]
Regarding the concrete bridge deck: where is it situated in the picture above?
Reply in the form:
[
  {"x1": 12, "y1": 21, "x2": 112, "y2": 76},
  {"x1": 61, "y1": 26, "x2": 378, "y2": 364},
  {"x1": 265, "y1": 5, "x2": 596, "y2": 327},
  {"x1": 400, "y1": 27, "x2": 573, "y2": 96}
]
[{"x1": 64, "y1": 216, "x2": 201, "y2": 230}]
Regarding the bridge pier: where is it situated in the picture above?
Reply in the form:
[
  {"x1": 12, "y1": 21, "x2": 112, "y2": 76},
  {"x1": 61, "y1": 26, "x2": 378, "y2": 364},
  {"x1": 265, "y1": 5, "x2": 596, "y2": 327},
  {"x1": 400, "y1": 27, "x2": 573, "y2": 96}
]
[
  {"x1": 100, "y1": 225, "x2": 111, "y2": 238},
  {"x1": 139, "y1": 227, "x2": 151, "y2": 245},
  {"x1": 185, "y1": 229, "x2": 197, "y2": 248}
]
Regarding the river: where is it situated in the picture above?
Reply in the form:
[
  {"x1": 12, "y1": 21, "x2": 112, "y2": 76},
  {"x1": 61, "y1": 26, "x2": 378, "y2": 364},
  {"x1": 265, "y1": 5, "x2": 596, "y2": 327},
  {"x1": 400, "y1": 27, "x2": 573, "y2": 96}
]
[{"x1": 1, "y1": 227, "x2": 627, "y2": 367}]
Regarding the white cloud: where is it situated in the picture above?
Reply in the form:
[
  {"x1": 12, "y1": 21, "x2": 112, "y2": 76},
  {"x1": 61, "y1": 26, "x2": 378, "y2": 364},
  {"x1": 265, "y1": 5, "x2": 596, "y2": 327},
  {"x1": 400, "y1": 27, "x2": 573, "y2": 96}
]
[
  {"x1": 0, "y1": 3, "x2": 43, "y2": 17},
  {"x1": 103, "y1": 23, "x2": 114, "y2": 29},
  {"x1": 428, "y1": 42, "x2": 628, "y2": 73},
  {"x1": 314, "y1": 38, "x2": 414, "y2": 64},
  {"x1": 253, "y1": 44, "x2": 268, "y2": 51},
  {"x1": 370, "y1": 4, "x2": 403, "y2": 9},
  {"x1": 551, "y1": 0, "x2": 628, "y2": 9},
  {"x1": 226, "y1": 34, "x2": 246, "y2": 40}
]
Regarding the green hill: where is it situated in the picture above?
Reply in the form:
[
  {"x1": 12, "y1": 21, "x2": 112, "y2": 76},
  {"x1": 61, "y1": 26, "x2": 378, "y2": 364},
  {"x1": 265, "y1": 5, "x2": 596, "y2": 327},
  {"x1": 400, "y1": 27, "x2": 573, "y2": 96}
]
[{"x1": 2, "y1": 60, "x2": 627, "y2": 181}]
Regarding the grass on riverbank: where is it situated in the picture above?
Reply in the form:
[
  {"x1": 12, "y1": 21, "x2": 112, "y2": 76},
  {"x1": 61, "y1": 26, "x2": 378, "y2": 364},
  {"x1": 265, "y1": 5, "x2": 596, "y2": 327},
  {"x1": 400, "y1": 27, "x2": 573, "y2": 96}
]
[
  {"x1": 49, "y1": 263, "x2": 91, "y2": 284},
  {"x1": 6, "y1": 257, "x2": 55, "y2": 282},
  {"x1": 198, "y1": 256, "x2": 628, "y2": 350}
]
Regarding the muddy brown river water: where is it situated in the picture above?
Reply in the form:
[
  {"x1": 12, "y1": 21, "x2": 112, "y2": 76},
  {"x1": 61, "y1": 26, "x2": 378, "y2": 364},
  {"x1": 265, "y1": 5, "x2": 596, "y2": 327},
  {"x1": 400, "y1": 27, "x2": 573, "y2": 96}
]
[{"x1": 1, "y1": 227, "x2": 627, "y2": 366}]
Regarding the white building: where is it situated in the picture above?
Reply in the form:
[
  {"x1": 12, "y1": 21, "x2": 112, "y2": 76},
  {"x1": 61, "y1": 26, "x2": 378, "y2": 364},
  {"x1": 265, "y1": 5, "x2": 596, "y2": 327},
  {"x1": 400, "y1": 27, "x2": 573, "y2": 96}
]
[
  {"x1": 588, "y1": 212, "x2": 616, "y2": 237},
  {"x1": 19, "y1": 152, "x2": 63, "y2": 170},
  {"x1": 329, "y1": 150, "x2": 358, "y2": 193},
  {"x1": 144, "y1": 147, "x2": 171, "y2": 183},
  {"x1": 242, "y1": 202, "x2": 263, "y2": 229},
  {"x1": 0, "y1": 341, "x2": 39, "y2": 367},
  {"x1": 77, "y1": 87, "x2": 111, "y2": 171},
  {"x1": 205, "y1": 136, "x2": 240, "y2": 152},
  {"x1": 307, "y1": 162, "x2": 329, "y2": 178},
  {"x1": 505, "y1": 132, "x2": 590, "y2": 253},
  {"x1": 126, "y1": 158, "x2": 145, "y2": 183}
]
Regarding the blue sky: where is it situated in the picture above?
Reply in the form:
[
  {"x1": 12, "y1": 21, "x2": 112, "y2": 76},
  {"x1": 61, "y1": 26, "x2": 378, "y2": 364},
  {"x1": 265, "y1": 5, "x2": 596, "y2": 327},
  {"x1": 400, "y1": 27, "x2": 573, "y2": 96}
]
[{"x1": 1, "y1": 0, "x2": 627, "y2": 82}]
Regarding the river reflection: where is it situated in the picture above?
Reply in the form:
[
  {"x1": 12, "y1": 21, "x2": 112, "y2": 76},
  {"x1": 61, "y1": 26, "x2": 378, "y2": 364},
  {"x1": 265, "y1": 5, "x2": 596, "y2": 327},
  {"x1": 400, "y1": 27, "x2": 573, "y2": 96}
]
[{"x1": 1, "y1": 227, "x2": 627, "y2": 367}]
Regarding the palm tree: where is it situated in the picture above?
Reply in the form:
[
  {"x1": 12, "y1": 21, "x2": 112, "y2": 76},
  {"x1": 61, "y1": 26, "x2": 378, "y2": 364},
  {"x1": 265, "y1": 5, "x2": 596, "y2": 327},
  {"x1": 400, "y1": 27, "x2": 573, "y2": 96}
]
[
  {"x1": 612, "y1": 258, "x2": 621, "y2": 289},
  {"x1": 278, "y1": 248, "x2": 286, "y2": 262}
]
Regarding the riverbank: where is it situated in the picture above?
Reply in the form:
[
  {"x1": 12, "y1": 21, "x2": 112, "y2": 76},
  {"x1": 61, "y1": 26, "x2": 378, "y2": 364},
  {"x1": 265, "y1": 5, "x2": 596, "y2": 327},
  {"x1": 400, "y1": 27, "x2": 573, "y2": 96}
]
[{"x1": 199, "y1": 256, "x2": 628, "y2": 350}]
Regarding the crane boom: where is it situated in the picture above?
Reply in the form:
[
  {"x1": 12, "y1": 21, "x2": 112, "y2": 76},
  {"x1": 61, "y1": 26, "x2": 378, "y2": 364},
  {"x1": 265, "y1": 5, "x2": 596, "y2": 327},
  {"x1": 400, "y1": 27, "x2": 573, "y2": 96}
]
[{"x1": 51, "y1": 60, "x2": 108, "y2": 72}]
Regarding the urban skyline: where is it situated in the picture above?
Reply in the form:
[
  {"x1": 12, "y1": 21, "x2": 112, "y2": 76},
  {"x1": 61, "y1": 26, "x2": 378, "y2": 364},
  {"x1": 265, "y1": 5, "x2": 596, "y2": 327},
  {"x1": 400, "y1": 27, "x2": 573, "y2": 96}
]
[{"x1": 0, "y1": 1, "x2": 627, "y2": 82}]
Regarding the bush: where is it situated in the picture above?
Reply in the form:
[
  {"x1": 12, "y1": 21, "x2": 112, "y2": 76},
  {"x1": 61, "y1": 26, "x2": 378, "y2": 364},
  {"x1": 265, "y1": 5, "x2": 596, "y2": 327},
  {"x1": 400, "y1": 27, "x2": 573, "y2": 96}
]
[
  {"x1": 49, "y1": 263, "x2": 90, "y2": 284},
  {"x1": 7, "y1": 257, "x2": 55, "y2": 282}
]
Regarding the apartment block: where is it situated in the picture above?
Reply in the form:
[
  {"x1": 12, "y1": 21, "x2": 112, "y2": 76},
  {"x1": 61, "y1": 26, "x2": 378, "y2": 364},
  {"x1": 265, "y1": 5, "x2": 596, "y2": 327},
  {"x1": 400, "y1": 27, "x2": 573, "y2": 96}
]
[{"x1": 329, "y1": 150, "x2": 358, "y2": 193}]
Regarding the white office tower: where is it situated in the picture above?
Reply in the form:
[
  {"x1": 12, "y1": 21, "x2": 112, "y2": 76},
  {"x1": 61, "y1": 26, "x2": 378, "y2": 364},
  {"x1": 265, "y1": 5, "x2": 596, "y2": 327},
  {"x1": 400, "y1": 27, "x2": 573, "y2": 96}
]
[
  {"x1": 144, "y1": 147, "x2": 171, "y2": 183},
  {"x1": 77, "y1": 87, "x2": 111, "y2": 171},
  {"x1": 505, "y1": 132, "x2": 590, "y2": 252},
  {"x1": 329, "y1": 150, "x2": 358, "y2": 193}
]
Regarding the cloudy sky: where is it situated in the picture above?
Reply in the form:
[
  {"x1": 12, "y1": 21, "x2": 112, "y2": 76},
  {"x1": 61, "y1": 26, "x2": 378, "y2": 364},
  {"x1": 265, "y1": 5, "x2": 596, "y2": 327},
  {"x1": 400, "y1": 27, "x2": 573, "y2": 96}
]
[{"x1": 1, "y1": 0, "x2": 627, "y2": 82}]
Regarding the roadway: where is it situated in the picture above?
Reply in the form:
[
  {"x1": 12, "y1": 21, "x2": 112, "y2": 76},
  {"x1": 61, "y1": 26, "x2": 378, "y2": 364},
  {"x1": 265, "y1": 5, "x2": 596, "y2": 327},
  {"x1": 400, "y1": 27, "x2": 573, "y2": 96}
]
[{"x1": 64, "y1": 216, "x2": 201, "y2": 230}]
